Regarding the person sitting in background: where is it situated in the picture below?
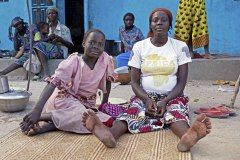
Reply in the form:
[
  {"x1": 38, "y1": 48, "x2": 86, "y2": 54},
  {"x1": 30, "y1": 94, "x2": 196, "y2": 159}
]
[
  {"x1": 33, "y1": 7, "x2": 73, "y2": 80},
  {"x1": 34, "y1": 22, "x2": 50, "y2": 42},
  {"x1": 0, "y1": 16, "x2": 38, "y2": 78},
  {"x1": 116, "y1": 12, "x2": 144, "y2": 68},
  {"x1": 30, "y1": 22, "x2": 50, "y2": 81}
]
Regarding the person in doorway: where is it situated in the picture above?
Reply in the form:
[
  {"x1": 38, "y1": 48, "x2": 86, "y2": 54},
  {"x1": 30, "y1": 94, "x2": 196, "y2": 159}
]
[
  {"x1": 0, "y1": 17, "x2": 38, "y2": 78},
  {"x1": 34, "y1": 7, "x2": 73, "y2": 80},
  {"x1": 81, "y1": 8, "x2": 212, "y2": 152},
  {"x1": 174, "y1": 0, "x2": 215, "y2": 59},
  {"x1": 116, "y1": 12, "x2": 144, "y2": 68},
  {"x1": 20, "y1": 29, "x2": 116, "y2": 138}
]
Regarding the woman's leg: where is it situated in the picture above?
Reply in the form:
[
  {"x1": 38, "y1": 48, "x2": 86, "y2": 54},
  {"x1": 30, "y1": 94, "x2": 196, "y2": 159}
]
[
  {"x1": 187, "y1": 41, "x2": 195, "y2": 59},
  {"x1": 170, "y1": 113, "x2": 212, "y2": 152},
  {"x1": 82, "y1": 109, "x2": 128, "y2": 148},
  {"x1": 0, "y1": 63, "x2": 22, "y2": 75},
  {"x1": 35, "y1": 49, "x2": 50, "y2": 79},
  {"x1": 203, "y1": 44, "x2": 216, "y2": 59}
]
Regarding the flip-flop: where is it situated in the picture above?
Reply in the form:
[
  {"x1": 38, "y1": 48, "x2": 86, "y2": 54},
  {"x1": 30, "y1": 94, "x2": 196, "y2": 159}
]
[
  {"x1": 206, "y1": 111, "x2": 229, "y2": 119},
  {"x1": 199, "y1": 106, "x2": 236, "y2": 116},
  {"x1": 32, "y1": 75, "x2": 41, "y2": 81},
  {"x1": 215, "y1": 106, "x2": 236, "y2": 116},
  {"x1": 194, "y1": 106, "x2": 233, "y2": 118}
]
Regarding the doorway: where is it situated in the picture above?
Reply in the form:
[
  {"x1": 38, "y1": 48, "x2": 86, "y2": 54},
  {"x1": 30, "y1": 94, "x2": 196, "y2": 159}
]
[{"x1": 65, "y1": 0, "x2": 84, "y2": 53}]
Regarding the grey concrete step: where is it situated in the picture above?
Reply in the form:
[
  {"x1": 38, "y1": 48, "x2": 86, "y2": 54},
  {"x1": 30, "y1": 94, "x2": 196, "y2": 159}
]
[{"x1": 0, "y1": 57, "x2": 239, "y2": 81}]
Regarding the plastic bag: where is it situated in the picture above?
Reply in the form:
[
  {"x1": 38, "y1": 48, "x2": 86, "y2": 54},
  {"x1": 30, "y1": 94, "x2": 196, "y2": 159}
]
[{"x1": 23, "y1": 54, "x2": 41, "y2": 74}]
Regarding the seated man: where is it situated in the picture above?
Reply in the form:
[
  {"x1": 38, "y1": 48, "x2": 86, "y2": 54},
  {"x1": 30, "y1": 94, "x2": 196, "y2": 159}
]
[
  {"x1": 116, "y1": 12, "x2": 144, "y2": 68},
  {"x1": 0, "y1": 17, "x2": 38, "y2": 78},
  {"x1": 34, "y1": 7, "x2": 73, "y2": 80}
]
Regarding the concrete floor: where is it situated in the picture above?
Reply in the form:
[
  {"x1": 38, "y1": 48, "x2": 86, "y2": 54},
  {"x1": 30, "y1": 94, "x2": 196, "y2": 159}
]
[{"x1": 0, "y1": 80, "x2": 239, "y2": 160}]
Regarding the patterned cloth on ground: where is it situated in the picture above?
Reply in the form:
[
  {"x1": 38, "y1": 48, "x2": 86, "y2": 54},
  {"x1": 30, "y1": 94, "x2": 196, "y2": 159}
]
[{"x1": 100, "y1": 92, "x2": 190, "y2": 134}]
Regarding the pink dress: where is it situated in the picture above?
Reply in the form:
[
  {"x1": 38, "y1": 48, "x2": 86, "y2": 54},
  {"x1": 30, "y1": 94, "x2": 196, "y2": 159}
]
[{"x1": 45, "y1": 52, "x2": 116, "y2": 133}]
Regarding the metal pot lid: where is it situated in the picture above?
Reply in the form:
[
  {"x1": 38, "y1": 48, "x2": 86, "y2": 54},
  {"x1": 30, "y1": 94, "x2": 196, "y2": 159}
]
[{"x1": 0, "y1": 89, "x2": 32, "y2": 99}]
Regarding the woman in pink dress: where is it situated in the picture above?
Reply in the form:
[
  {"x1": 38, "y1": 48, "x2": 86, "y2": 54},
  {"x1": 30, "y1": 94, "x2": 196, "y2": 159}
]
[{"x1": 20, "y1": 29, "x2": 116, "y2": 135}]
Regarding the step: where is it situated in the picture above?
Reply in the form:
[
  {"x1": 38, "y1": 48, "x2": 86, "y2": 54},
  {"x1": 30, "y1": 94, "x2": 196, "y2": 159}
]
[{"x1": 0, "y1": 57, "x2": 239, "y2": 81}]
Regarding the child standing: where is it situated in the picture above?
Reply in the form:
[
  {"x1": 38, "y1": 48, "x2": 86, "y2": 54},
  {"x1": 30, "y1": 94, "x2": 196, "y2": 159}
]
[{"x1": 20, "y1": 29, "x2": 116, "y2": 137}]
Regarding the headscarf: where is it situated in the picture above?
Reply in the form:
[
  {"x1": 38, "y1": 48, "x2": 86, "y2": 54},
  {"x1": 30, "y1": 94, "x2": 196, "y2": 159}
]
[
  {"x1": 8, "y1": 17, "x2": 24, "y2": 41},
  {"x1": 46, "y1": 7, "x2": 59, "y2": 15},
  {"x1": 11, "y1": 16, "x2": 23, "y2": 27},
  {"x1": 147, "y1": 8, "x2": 173, "y2": 38}
]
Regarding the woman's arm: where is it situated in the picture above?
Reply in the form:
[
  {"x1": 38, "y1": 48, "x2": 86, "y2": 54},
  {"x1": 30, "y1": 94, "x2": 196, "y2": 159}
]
[
  {"x1": 101, "y1": 80, "x2": 111, "y2": 104},
  {"x1": 131, "y1": 67, "x2": 157, "y2": 112},
  {"x1": 14, "y1": 47, "x2": 24, "y2": 59},
  {"x1": 13, "y1": 30, "x2": 20, "y2": 51},
  {"x1": 157, "y1": 63, "x2": 188, "y2": 116},
  {"x1": 164, "y1": 63, "x2": 188, "y2": 102}
]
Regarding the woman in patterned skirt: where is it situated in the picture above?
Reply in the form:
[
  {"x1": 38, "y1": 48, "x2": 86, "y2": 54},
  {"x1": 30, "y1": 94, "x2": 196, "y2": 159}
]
[{"x1": 174, "y1": 0, "x2": 215, "y2": 59}]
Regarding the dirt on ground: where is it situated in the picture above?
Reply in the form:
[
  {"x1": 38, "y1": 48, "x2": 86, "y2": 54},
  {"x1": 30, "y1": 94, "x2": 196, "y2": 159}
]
[{"x1": 0, "y1": 80, "x2": 239, "y2": 160}]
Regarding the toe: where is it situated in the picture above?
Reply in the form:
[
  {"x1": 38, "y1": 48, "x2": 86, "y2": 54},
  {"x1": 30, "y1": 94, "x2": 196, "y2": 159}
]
[
  {"x1": 206, "y1": 124, "x2": 212, "y2": 129},
  {"x1": 196, "y1": 113, "x2": 206, "y2": 122},
  {"x1": 206, "y1": 129, "x2": 211, "y2": 134}
]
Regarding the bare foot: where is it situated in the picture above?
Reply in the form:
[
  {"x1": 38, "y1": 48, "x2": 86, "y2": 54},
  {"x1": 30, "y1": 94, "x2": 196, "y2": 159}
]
[
  {"x1": 82, "y1": 109, "x2": 116, "y2": 148},
  {"x1": 20, "y1": 121, "x2": 57, "y2": 136},
  {"x1": 177, "y1": 113, "x2": 212, "y2": 152},
  {"x1": 204, "y1": 54, "x2": 216, "y2": 59}
]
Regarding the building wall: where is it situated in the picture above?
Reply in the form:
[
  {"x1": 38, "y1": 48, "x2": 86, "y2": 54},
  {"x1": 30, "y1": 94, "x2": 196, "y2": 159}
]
[
  {"x1": 86, "y1": 0, "x2": 240, "y2": 54},
  {"x1": 0, "y1": 0, "x2": 56, "y2": 51},
  {"x1": 0, "y1": 1, "x2": 28, "y2": 50},
  {"x1": 1, "y1": 0, "x2": 240, "y2": 54}
]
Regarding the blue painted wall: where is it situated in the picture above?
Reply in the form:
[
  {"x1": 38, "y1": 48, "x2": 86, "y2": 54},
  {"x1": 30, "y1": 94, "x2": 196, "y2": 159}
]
[
  {"x1": 1, "y1": 0, "x2": 240, "y2": 54},
  {"x1": 0, "y1": 0, "x2": 56, "y2": 50},
  {"x1": 0, "y1": 1, "x2": 29, "y2": 50},
  {"x1": 86, "y1": 0, "x2": 240, "y2": 54}
]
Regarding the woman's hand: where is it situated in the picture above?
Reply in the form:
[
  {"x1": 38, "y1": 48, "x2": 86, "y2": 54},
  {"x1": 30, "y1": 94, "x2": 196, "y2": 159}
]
[
  {"x1": 145, "y1": 97, "x2": 162, "y2": 117},
  {"x1": 157, "y1": 100, "x2": 168, "y2": 117},
  {"x1": 22, "y1": 108, "x2": 41, "y2": 133}
]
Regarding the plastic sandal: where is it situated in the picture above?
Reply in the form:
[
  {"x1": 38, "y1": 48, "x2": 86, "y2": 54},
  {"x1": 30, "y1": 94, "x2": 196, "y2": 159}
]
[
  {"x1": 32, "y1": 75, "x2": 41, "y2": 81},
  {"x1": 206, "y1": 111, "x2": 229, "y2": 119},
  {"x1": 215, "y1": 106, "x2": 236, "y2": 116}
]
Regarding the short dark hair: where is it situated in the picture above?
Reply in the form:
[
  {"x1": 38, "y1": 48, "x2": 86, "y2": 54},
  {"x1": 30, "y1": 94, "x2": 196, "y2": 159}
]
[
  {"x1": 36, "y1": 21, "x2": 49, "y2": 31},
  {"x1": 123, "y1": 12, "x2": 135, "y2": 21},
  {"x1": 83, "y1": 29, "x2": 105, "y2": 42}
]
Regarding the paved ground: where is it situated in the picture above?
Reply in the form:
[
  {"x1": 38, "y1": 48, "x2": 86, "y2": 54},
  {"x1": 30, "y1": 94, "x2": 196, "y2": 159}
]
[{"x1": 0, "y1": 80, "x2": 239, "y2": 160}]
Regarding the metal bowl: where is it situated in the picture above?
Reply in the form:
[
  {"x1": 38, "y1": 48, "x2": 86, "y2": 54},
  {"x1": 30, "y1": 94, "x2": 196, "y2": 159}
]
[{"x1": 0, "y1": 89, "x2": 32, "y2": 112}]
